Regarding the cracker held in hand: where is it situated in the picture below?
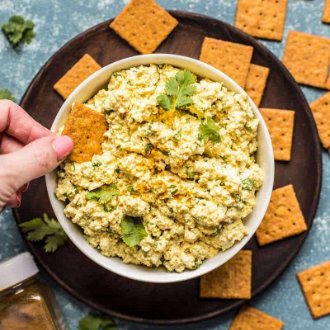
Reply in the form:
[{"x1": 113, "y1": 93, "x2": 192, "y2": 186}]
[
  {"x1": 54, "y1": 54, "x2": 101, "y2": 99},
  {"x1": 200, "y1": 250, "x2": 252, "y2": 299},
  {"x1": 245, "y1": 64, "x2": 269, "y2": 106},
  {"x1": 235, "y1": 0, "x2": 288, "y2": 41},
  {"x1": 230, "y1": 305, "x2": 284, "y2": 330},
  {"x1": 199, "y1": 37, "x2": 253, "y2": 87},
  {"x1": 310, "y1": 92, "x2": 330, "y2": 150},
  {"x1": 109, "y1": 0, "x2": 178, "y2": 54},
  {"x1": 256, "y1": 185, "x2": 307, "y2": 246},
  {"x1": 260, "y1": 108, "x2": 295, "y2": 161},
  {"x1": 323, "y1": 0, "x2": 330, "y2": 23},
  {"x1": 326, "y1": 75, "x2": 330, "y2": 90},
  {"x1": 62, "y1": 102, "x2": 107, "y2": 163},
  {"x1": 282, "y1": 31, "x2": 330, "y2": 88},
  {"x1": 297, "y1": 261, "x2": 330, "y2": 318}
]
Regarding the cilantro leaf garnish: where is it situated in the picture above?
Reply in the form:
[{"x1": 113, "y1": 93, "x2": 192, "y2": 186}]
[
  {"x1": 145, "y1": 143, "x2": 154, "y2": 155},
  {"x1": 242, "y1": 178, "x2": 254, "y2": 191},
  {"x1": 157, "y1": 70, "x2": 196, "y2": 111},
  {"x1": 0, "y1": 89, "x2": 15, "y2": 101},
  {"x1": 120, "y1": 216, "x2": 147, "y2": 247},
  {"x1": 92, "y1": 161, "x2": 102, "y2": 167},
  {"x1": 157, "y1": 94, "x2": 172, "y2": 111},
  {"x1": 186, "y1": 167, "x2": 195, "y2": 179},
  {"x1": 86, "y1": 183, "x2": 119, "y2": 205},
  {"x1": 78, "y1": 314, "x2": 117, "y2": 330},
  {"x1": 2, "y1": 15, "x2": 35, "y2": 47},
  {"x1": 128, "y1": 186, "x2": 137, "y2": 194},
  {"x1": 172, "y1": 129, "x2": 182, "y2": 142},
  {"x1": 199, "y1": 117, "x2": 221, "y2": 143},
  {"x1": 19, "y1": 214, "x2": 67, "y2": 253},
  {"x1": 168, "y1": 184, "x2": 178, "y2": 195}
]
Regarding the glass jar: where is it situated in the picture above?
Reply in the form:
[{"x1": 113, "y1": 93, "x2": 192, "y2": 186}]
[{"x1": 0, "y1": 252, "x2": 67, "y2": 330}]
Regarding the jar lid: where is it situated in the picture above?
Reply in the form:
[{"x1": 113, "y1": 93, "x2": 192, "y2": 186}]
[{"x1": 0, "y1": 252, "x2": 39, "y2": 291}]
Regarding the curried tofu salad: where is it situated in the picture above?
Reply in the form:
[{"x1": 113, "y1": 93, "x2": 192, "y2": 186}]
[{"x1": 55, "y1": 64, "x2": 263, "y2": 272}]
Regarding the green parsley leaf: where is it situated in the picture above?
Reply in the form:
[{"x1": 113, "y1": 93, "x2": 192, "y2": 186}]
[
  {"x1": 120, "y1": 216, "x2": 147, "y2": 247},
  {"x1": 242, "y1": 178, "x2": 254, "y2": 191},
  {"x1": 2, "y1": 15, "x2": 35, "y2": 47},
  {"x1": 78, "y1": 314, "x2": 117, "y2": 330},
  {"x1": 19, "y1": 214, "x2": 67, "y2": 253},
  {"x1": 104, "y1": 110, "x2": 114, "y2": 115},
  {"x1": 186, "y1": 167, "x2": 195, "y2": 179},
  {"x1": 0, "y1": 89, "x2": 15, "y2": 101},
  {"x1": 86, "y1": 183, "x2": 119, "y2": 205},
  {"x1": 157, "y1": 70, "x2": 196, "y2": 111},
  {"x1": 199, "y1": 117, "x2": 221, "y2": 143}
]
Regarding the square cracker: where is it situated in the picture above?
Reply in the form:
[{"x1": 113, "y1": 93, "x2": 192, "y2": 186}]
[
  {"x1": 310, "y1": 92, "x2": 330, "y2": 149},
  {"x1": 260, "y1": 108, "x2": 295, "y2": 161},
  {"x1": 323, "y1": 0, "x2": 330, "y2": 23},
  {"x1": 109, "y1": 0, "x2": 178, "y2": 54},
  {"x1": 54, "y1": 54, "x2": 101, "y2": 100},
  {"x1": 245, "y1": 64, "x2": 270, "y2": 106},
  {"x1": 62, "y1": 102, "x2": 107, "y2": 163},
  {"x1": 199, "y1": 37, "x2": 253, "y2": 87},
  {"x1": 256, "y1": 185, "x2": 307, "y2": 246},
  {"x1": 282, "y1": 31, "x2": 330, "y2": 88},
  {"x1": 297, "y1": 261, "x2": 330, "y2": 318},
  {"x1": 230, "y1": 305, "x2": 284, "y2": 330},
  {"x1": 326, "y1": 75, "x2": 330, "y2": 90},
  {"x1": 235, "y1": 0, "x2": 288, "y2": 41},
  {"x1": 200, "y1": 250, "x2": 252, "y2": 299}
]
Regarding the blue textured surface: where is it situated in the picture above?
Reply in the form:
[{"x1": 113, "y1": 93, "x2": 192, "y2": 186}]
[{"x1": 0, "y1": 0, "x2": 329, "y2": 329}]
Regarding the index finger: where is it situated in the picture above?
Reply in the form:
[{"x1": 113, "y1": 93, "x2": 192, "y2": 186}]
[{"x1": 0, "y1": 100, "x2": 53, "y2": 144}]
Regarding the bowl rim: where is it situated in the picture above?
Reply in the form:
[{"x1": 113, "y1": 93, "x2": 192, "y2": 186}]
[{"x1": 45, "y1": 54, "x2": 274, "y2": 283}]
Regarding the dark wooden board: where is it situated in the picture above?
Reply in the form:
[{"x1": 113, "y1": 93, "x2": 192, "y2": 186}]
[{"x1": 14, "y1": 11, "x2": 322, "y2": 325}]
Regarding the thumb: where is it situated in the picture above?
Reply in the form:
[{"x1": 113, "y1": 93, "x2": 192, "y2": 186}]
[{"x1": 0, "y1": 135, "x2": 73, "y2": 193}]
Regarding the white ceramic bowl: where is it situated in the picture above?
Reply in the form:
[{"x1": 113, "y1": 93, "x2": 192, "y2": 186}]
[{"x1": 46, "y1": 54, "x2": 274, "y2": 283}]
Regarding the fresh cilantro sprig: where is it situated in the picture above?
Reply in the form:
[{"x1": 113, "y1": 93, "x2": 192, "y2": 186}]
[
  {"x1": 86, "y1": 183, "x2": 119, "y2": 205},
  {"x1": 157, "y1": 70, "x2": 196, "y2": 111},
  {"x1": 2, "y1": 15, "x2": 35, "y2": 47},
  {"x1": 199, "y1": 117, "x2": 220, "y2": 143},
  {"x1": 0, "y1": 89, "x2": 15, "y2": 101},
  {"x1": 19, "y1": 214, "x2": 67, "y2": 253},
  {"x1": 120, "y1": 216, "x2": 147, "y2": 247},
  {"x1": 78, "y1": 314, "x2": 117, "y2": 330}
]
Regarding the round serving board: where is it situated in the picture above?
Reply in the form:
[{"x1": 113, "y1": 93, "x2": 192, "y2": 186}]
[{"x1": 14, "y1": 11, "x2": 322, "y2": 324}]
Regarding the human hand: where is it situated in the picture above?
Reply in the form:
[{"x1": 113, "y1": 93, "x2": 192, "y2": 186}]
[{"x1": 0, "y1": 100, "x2": 73, "y2": 211}]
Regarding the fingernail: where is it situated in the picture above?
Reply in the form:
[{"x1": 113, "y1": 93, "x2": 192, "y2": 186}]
[
  {"x1": 16, "y1": 192, "x2": 22, "y2": 207},
  {"x1": 52, "y1": 136, "x2": 74, "y2": 161},
  {"x1": 21, "y1": 183, "x2": 29, "y2": 192}
]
